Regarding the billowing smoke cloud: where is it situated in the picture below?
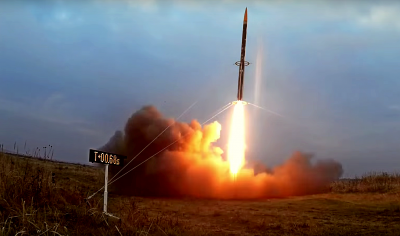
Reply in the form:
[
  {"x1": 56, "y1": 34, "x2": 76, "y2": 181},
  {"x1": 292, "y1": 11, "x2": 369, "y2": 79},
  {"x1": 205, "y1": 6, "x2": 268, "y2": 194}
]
[{"x1": 100, "y1": 105, "x2": 343, "y2": 199}]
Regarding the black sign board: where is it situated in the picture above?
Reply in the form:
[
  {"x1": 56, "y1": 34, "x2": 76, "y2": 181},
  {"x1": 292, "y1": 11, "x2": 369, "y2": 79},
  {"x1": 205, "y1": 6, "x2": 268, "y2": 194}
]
[{"x1": 89, "y1": 149, "x2": 127, "y2": 166}]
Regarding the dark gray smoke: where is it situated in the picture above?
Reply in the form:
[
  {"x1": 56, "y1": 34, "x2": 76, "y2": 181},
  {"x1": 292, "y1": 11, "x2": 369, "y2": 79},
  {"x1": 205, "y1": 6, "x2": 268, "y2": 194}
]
[{"x1": 99, "y1": 105, "x2": 343, "y2": 199}]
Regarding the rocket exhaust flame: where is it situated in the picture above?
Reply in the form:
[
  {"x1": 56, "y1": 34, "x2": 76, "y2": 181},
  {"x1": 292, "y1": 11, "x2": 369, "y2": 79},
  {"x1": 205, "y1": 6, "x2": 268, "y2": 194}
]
[
  {"x1": 227, "y1": 8, "x2": 250, "y2": 177},
  {"x1": 228, "y1": 101, "x2": 246, "y2": 176}
]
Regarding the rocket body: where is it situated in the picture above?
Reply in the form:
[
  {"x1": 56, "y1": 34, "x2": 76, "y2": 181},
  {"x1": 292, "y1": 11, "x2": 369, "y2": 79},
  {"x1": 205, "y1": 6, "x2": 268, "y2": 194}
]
[{"x1": 237, "y1": 8, "x2": 248, "y2": 101}]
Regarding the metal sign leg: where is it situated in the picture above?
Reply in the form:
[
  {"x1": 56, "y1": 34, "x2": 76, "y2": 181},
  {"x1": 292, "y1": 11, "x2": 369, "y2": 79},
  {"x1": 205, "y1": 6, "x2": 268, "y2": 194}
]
[{"x1": 104, "y1": 164, "x2": 108, "y2": 213}]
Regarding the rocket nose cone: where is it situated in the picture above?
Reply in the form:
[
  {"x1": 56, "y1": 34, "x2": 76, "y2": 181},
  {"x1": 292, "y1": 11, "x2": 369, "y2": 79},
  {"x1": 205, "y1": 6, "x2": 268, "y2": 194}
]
[{"x1": 244, "y1": 8, "x2": 247, "y2": 22}]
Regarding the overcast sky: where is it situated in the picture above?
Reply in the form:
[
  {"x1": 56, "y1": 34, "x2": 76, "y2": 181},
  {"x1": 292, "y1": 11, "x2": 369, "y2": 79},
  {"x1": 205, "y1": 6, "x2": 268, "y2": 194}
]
[{"x1": 1, "y1": 0, "x2": 399, "y2": 177}]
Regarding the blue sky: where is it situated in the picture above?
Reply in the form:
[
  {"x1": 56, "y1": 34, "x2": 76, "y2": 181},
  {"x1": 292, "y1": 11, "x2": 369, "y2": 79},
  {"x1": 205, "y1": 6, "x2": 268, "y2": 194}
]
[{"x1": 1, "y1": 0, "x2": 399, "y2": 177}]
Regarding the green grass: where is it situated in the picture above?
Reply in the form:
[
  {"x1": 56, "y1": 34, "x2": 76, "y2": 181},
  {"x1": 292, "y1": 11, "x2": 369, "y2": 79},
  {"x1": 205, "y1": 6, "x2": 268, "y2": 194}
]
[{"x1": 1, "y1": 150, "x2": 400, "y2": 235}]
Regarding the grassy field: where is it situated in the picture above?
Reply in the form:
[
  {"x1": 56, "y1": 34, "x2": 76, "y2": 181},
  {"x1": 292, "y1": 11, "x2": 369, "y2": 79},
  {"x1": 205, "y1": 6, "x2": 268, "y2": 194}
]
[{"x1": 1, "y1": 151, "x2": 399, "y2": 235}]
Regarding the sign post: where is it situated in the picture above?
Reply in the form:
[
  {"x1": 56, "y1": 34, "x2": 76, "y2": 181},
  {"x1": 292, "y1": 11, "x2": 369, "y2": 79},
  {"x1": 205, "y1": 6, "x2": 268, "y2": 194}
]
[{"x1": 89, "y1": 149, "x2": 127, "y2": 216}]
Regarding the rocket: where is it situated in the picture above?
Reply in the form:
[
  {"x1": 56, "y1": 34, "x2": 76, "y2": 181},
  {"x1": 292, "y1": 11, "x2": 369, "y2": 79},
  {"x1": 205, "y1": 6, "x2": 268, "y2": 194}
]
[{"x1": 236, "y1": 7, "x2": 249, "y2": 101}]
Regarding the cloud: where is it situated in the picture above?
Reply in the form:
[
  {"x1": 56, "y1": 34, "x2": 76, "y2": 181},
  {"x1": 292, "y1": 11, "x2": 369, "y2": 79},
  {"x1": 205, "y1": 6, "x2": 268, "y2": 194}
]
[
  {"x1": 35, "y1": 93, "x2": 85, "y2": 125},
  {"x1": 1, "y1": 0, "x2": 399, "y2": 176},
  {"x1": 388, "y1": 104, "x2": 400, "y2": 111},
  {"x1": 357, "y1": 5, "x2": 400, "y2": 30},
  {"x1": 0, "y1": 93, "x2": 103, "y2": 137},
  {"x1": 26, "y1": 1, "x2": 85, "y2": 30}
]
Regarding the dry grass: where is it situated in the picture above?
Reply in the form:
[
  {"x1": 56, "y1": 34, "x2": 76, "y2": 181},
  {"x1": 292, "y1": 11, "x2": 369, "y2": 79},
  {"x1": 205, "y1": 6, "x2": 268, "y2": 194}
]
[
  {"x1": 0, "y1": 152, "x2": 189, "y2": 235},
  {"x1": 331, "y1": 172, "x2": 400, "y2": 193},
  {"x1": 1, "y1": 148, "x2": 400, "y2": 235},
  {"x1": 134, "y1": 193, "x2": 400, "y2": 236}
]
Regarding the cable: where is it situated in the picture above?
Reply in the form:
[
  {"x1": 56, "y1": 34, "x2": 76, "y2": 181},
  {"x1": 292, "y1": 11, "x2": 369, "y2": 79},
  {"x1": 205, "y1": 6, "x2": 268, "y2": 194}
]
[
  {"x1": 106, "y1": 103, "x2": 233, "y2": 187},
  {"x1": 247, "y1": 102, "x2": 287, "y2": 120},
  {"x1": 107, "y1": 100, "x2": 198, "y2": 183},
  {"x1": 86, "y1": 102, "x2": 233, "y2": 199},
  {"x1": 87, "y1": 100, "x2": 198, "y2": 200}
]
